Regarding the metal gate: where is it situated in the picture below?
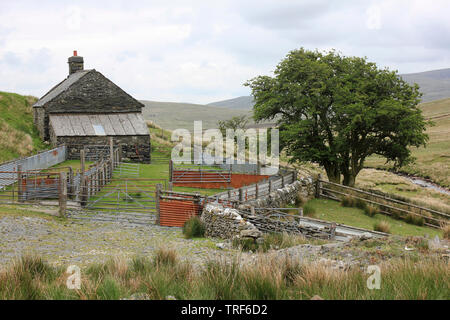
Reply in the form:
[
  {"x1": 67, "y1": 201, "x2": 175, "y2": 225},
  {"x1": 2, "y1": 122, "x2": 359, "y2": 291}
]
[{"x1": 68, "y1": 178, "x2": 167, "y2": 225}]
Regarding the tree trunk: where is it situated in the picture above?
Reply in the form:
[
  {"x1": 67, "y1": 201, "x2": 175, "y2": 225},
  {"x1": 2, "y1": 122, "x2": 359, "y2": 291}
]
[
  {"x1": 324, "y1": 165, "x2": 341, "y2": 184},
  {"x1": 342, "y1": 173, "x2": 356, "y2": 187}
]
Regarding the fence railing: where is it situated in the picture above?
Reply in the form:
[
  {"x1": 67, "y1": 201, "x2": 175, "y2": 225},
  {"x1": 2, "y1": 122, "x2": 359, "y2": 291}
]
[
  {"x1": 0, "y1": 145, "x2": 66, "y2": 189},
  {"x1": 114, "y1": 162, "x2": 140, "y2": 177},
  {"x1": 317, "y1": 179, "x2": 449, "y2": 228},
  {"x1": 209, "y1": 169, "x2": 297, "y2": 203}
]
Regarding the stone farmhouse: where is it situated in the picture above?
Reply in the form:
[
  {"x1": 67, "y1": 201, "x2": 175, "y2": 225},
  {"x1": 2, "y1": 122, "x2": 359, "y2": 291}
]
[{"x1": 33, "y1": 51, "x2": 151, "y2": 163}]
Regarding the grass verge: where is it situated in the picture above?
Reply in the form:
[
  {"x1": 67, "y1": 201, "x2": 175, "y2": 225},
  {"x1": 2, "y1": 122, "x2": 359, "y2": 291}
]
[{"x1": 0, "y1": 251, "x2": 448, "y2": 300}]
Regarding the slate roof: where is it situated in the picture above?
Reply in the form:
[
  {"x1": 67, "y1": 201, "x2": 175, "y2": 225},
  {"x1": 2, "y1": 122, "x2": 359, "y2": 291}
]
[
  {"x1": 33, "y1": 70, "x2": 92, "y2": 107},
  {"x1": 49, "y1": 113, "x2": 149, "y2": 136}
]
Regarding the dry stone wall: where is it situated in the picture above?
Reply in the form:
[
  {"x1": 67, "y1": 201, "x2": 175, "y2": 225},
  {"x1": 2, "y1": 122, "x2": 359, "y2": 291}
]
[
  {"x1": 238, "y1": 177, "x2": 315, "y2": 211},
  {"x1": 201, "y1": 203, "x2": 262, "y2": 241},
  {"x1": 201, "y1": 176, "x2": 316, "y2": 240}
]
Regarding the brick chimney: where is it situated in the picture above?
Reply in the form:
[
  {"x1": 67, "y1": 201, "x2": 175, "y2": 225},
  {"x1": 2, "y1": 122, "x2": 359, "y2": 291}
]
[{"x1": 68, "y1": 50, "x2": 84, "y2": 75}]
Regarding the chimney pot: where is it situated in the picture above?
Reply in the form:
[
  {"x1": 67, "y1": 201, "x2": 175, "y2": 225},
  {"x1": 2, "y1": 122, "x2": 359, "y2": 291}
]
[{"x1": 68, "y1": 51, "x2": 84, "y2": 75}]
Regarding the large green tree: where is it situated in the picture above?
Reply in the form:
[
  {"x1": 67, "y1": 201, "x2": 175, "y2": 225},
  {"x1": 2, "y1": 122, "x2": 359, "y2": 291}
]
[{"x1": 245, "y1": 48, "x2": 429, "y2": 186}]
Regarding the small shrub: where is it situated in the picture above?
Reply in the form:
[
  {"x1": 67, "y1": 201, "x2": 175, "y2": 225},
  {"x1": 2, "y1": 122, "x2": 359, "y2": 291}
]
[
  {"x1": 182, "y1": 216, "x2": 205, "y2": 239},
  {"x1": 442, "y1": 223, "x2": 450, "y2": 240},
  {"x1": 364, "y1": 205, "x2": 378, "y2": 217},
  {"x1": 374, "y1": 221, "x2": 391, "y2": 233},
  {"x1": 154, "y1": 247, "x2": 178, "y2": 267},
  {"x1": 405, "y1": 213, "x2": 424, "y2": 226},
  {"x1": 302, "y1": 203, "x2": 316, "y2": 218},
  {"x1": 341, "y1": 195, "x2": 354, "y2": 207}
]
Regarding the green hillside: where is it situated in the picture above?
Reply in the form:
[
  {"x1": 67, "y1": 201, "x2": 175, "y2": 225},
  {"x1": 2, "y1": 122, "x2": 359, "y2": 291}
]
[
  {"x1": 0, "y1": 91, "x2": 46, "y2": 163},
  {"x1": 366, "y1": 97, "x2": 450, "y2": 187},
  {"x1": 140, "y1": 100, "x2": 253, "y2": 131}
]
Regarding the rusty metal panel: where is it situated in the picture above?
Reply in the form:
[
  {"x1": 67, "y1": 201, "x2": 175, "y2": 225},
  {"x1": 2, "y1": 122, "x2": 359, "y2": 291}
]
[{"x1": 159, "y1": 199, "x2": 201, "y2": 227}]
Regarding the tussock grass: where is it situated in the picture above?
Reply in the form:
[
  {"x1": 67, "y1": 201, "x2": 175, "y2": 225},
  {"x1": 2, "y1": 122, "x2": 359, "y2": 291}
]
[
  {"x1": 364, "y1": 205, "x2": 378, "y2": 217},
  {"x1": 341, "y1": 195, "x2": 355, "y2": 207},
  {"x1": 405, "y1": 213, "x2": 425, "y2": 226},
  {"x1": 441, "y1": 223, "x2": 450, "y2": 240},
  {"x1": 182, "y1": 216, "x2": 205, "y2": 239},
  {"x1": 153, "y1": 247, "x2": 178, "y2": 267},
  {"x1": 374, "y1": 221, "x2": 391, "y2": 233},
  {"x1": 302, "y1": 203, "x2": 316, "y2": 218},
  {"x1": 0, "y1": 252, "x2": 448, "y2": 300}
]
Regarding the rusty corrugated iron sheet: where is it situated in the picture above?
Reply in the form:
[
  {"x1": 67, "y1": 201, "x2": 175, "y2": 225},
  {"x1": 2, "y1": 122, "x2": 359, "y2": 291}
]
[
  {"x1": 159, "y1": 198, "x2": 203, "y2": 227},
  {"x1": 172, "y1": 171, "x2": 269, "y2": 189}
]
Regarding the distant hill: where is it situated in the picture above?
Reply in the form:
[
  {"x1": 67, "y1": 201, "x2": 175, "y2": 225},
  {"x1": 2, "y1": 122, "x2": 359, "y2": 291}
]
[
  {"x1": 205, "y1": 68, "x2": 450, "y2": 107},
  {"x1": 207, "y1": 96, "x2": 254, "y2": 110},
  {"x1": 0, "y1": 91, "x2": 45, "y2": 163},
  {"x1": 400, "y1": 68, "x2": 450, "y2": 102},
  {"x1": 140, "y1": 100, "x2": 253, "y2": 131}
]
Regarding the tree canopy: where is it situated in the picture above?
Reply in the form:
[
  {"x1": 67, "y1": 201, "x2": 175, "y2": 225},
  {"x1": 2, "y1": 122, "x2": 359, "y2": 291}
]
[{"x1": 245, "y1": 48, "x2": 429, "y2": 186}]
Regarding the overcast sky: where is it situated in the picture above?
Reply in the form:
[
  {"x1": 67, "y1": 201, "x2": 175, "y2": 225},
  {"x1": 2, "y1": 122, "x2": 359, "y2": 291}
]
[{"x1": 0, "y1": 0, "x2": 449, "y2": 104}]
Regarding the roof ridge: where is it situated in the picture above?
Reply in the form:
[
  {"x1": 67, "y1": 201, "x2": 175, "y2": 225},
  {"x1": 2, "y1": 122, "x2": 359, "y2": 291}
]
[{"x1": 33, "y1": 69, "x2": 94, "y2": 107}]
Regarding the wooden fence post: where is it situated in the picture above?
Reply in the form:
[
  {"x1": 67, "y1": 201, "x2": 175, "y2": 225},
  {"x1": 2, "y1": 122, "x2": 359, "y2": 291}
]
[
  {"x1": 239, "y1": 188, "x2": 243, "y2": 202},
  {"x1": 315, "y1": 174, "x2": 322, "y2": 198},
  {"x1": 59, "y1": 172, "x2": 67, "y2": 218},
  {"x1": 68, "y1": 167, "x2": 73, "y2": 199},
  {"x1": 80, "y1": 149, "x2": 85, "y2": 193},
  {"x1": 169, "y1": 160, "x2": 173, "y2": 182},
  {"x1": 17, "y1": 164, "x2": 23, "y2": 202},
  {"x1": 269, "y1": 179, "x2": 273, "y2": 193},
  {"x1": 255, "y1": 182, "x2": 259, "y2": 199},
  {"x1": 281, "y1": 175, "x2": 285, "y2": 188},
  {"x1": 155, "y1": 183, "x2": 162, "y2": 225},
  {"x1": 109, "y1": 137, "x2": 114, "y2": 160}
]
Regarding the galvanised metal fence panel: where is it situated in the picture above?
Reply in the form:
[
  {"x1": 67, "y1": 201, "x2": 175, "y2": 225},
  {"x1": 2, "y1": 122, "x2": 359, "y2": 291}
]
[{"x1": 0, "y1": 146, "x2": 66, "y2": 189}]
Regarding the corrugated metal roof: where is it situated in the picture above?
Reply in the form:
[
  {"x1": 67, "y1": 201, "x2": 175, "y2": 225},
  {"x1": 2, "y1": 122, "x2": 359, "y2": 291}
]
[
  {"x1": 49, "y1": 113, "x2": 149, "y2": 136},
  {"x1": 33, "y1": 70, "x2": 92, "y2": 107}
]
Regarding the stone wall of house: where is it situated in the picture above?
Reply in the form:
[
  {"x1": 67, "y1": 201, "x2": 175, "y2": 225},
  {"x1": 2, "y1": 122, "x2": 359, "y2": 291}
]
[
  {"x1": 201, "y1": 203, "x2": 263, "y2": 241},
  {"x1": 56, "y1": 135, "x2": 151, "y2": 163},
  {"x1": 33, "y1": 107, "x2": 47, "y2": 140}
]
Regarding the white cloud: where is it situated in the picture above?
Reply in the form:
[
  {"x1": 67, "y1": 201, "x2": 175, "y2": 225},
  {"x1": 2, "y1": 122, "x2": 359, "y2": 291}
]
[
  {"x1": 0, "y1": 0, "x2": 449, "y2": 103},
  {"x1": 366, "y1": 5, "x2": 382, "y2": 30}
]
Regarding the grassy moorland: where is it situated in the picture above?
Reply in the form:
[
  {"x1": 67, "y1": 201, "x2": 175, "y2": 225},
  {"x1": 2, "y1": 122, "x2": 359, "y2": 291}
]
[
  {"x1": 365, "y1": 97, "x2": 450, "y2": 188},
  {"x1": 0, "y1": 250, "x2": 448, "y2": 300},
  {"x1": 0, "y1": 91, "x2": 46, "y2": 163},
  {"x1": 301, "y1": 199, "x2": 443, "y2": 238}
]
